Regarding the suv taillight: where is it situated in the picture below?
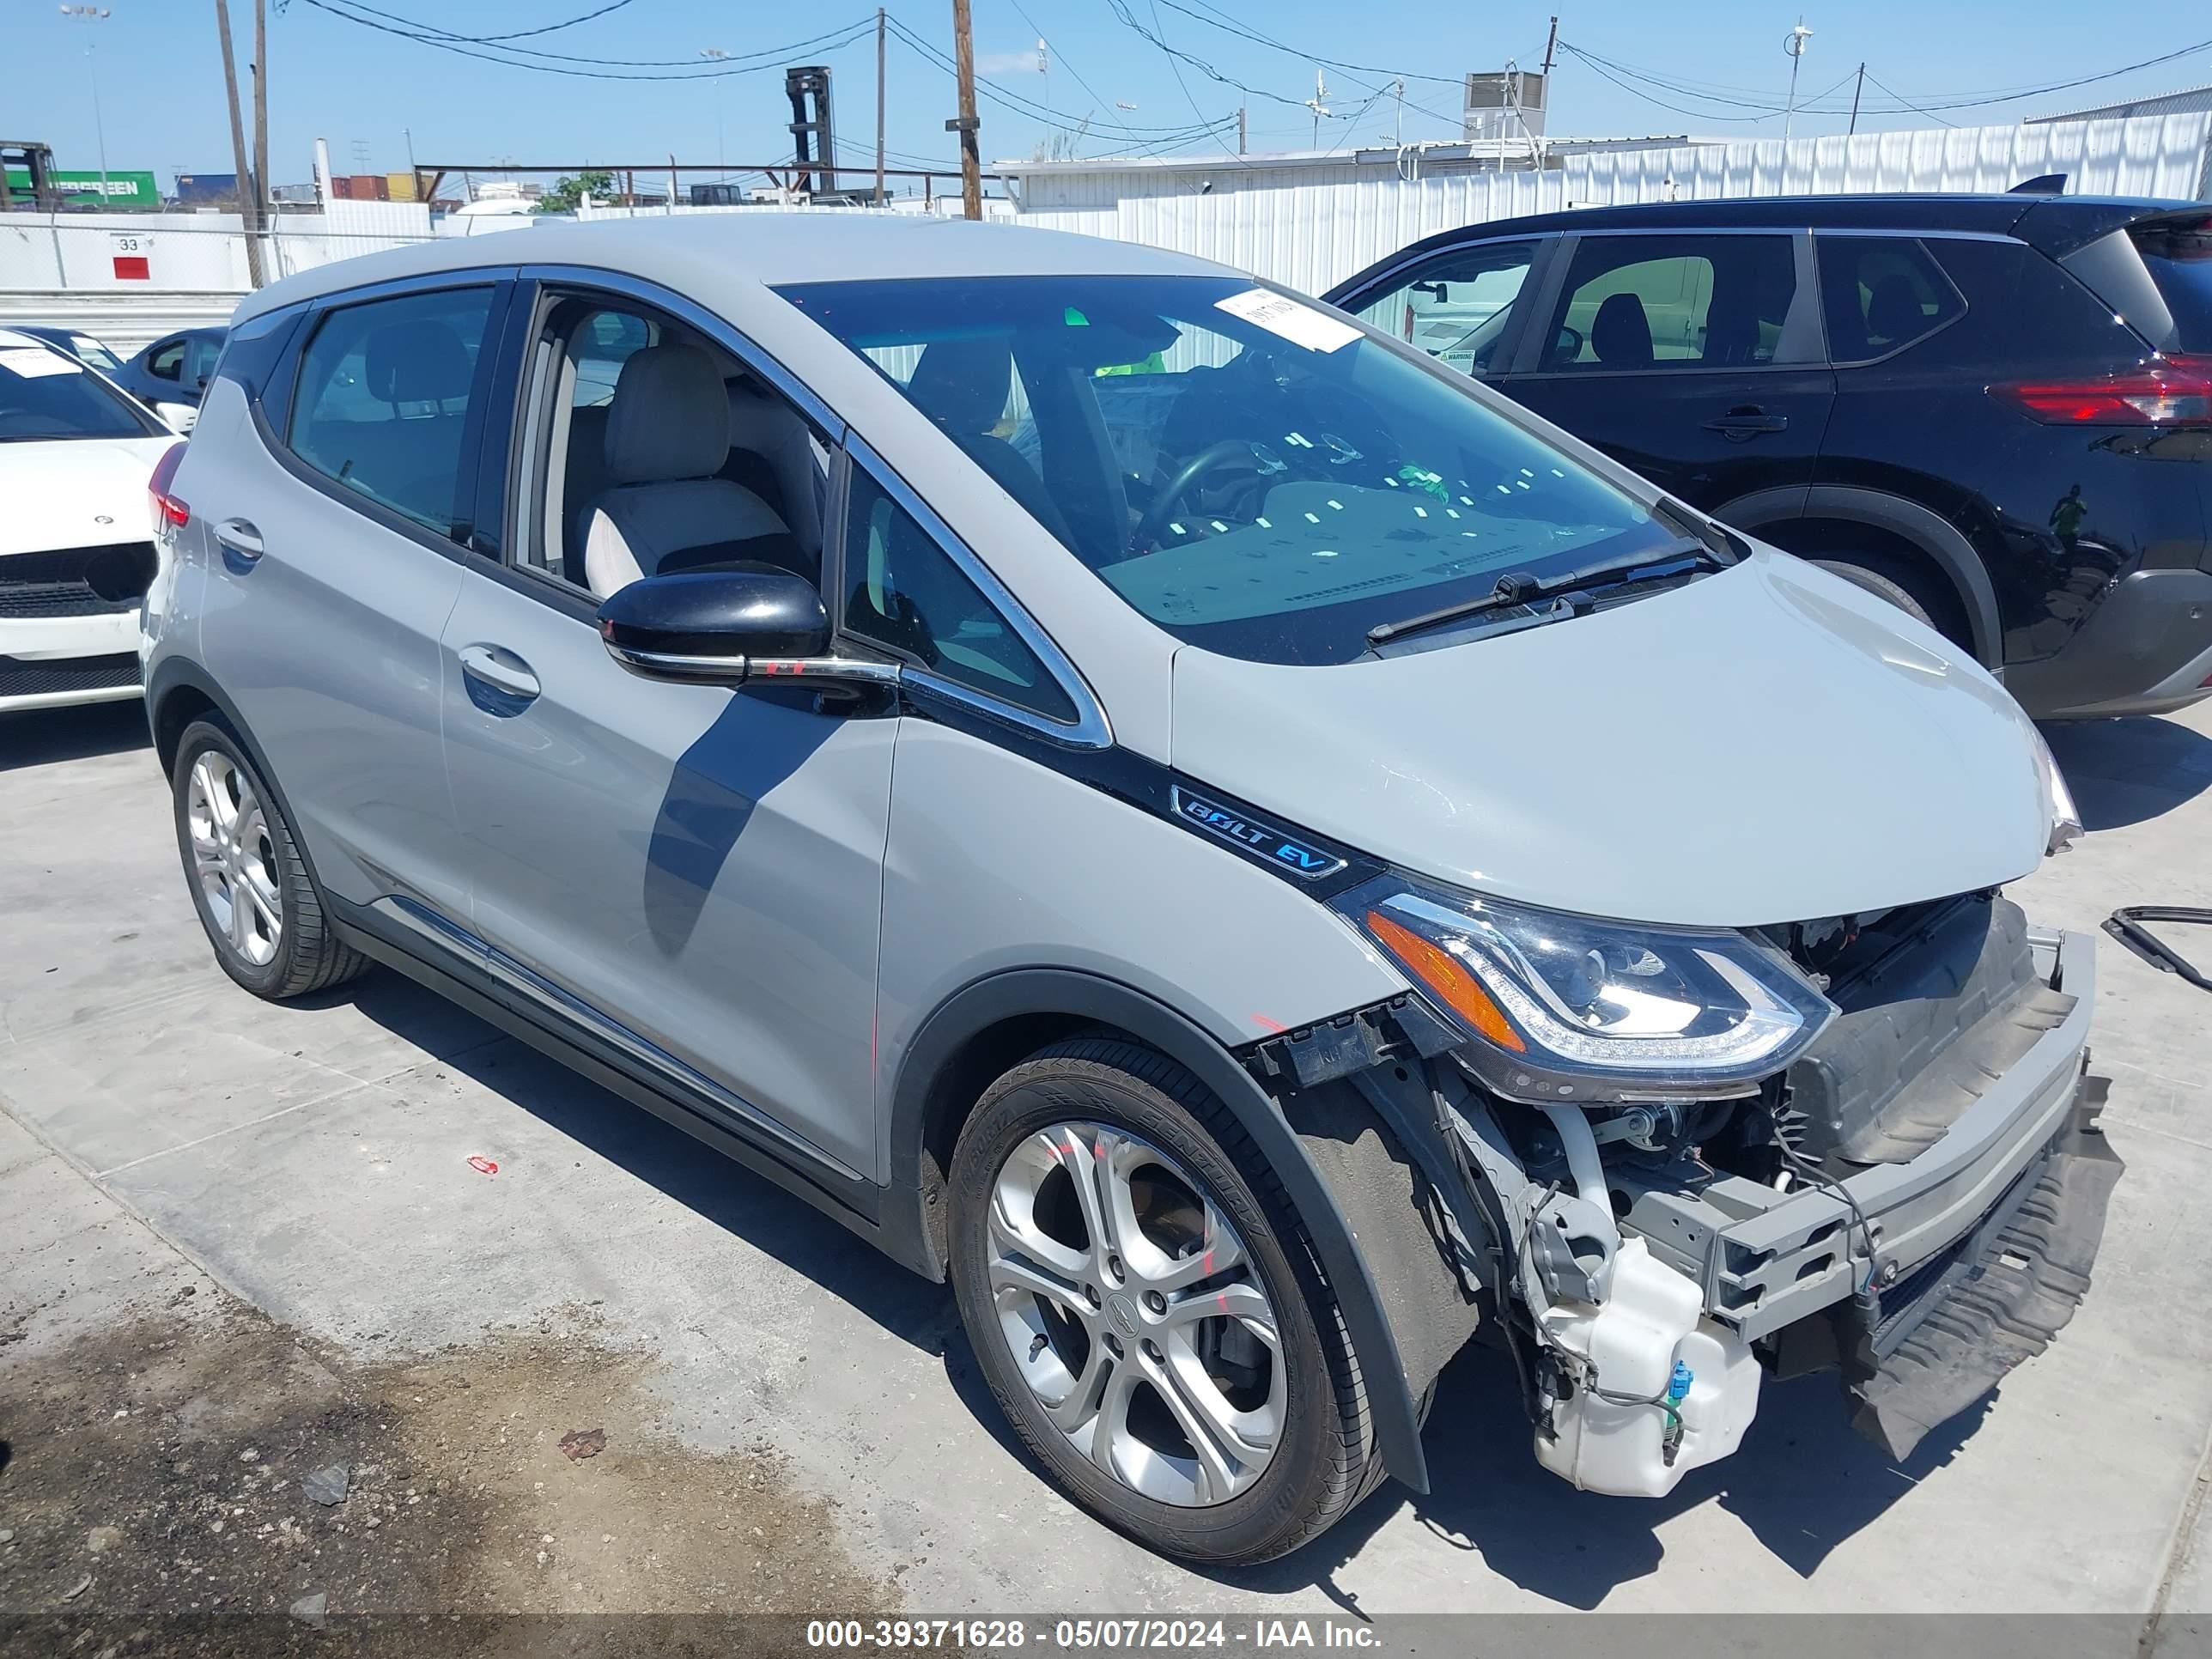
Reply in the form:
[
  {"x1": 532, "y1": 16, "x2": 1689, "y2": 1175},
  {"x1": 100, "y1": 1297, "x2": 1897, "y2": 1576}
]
[
  {"x1": 1991, "y1": 355, "x2": 2212, "y2": 427},
  {"x1": 149, "y1": 440, "x2": 189, "y2": 532}
]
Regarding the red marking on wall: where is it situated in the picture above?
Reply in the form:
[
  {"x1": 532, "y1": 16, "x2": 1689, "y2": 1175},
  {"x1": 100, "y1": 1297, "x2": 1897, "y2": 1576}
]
[
  {"x1": 467, "y1": 1156, "x2": 499, "y2": 1176},
  {"x1": 112, "y1": 256, "x2": 150, "y2": 281}
]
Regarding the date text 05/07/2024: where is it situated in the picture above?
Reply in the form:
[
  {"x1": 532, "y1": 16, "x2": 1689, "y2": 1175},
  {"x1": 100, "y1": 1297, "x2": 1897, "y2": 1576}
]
[{"x1": 805, "y1": 1617, "x2": 1384, "y2": 1650}]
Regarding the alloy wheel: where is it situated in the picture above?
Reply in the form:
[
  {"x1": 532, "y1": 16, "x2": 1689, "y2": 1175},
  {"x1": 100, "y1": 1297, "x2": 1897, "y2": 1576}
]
[
  {"x1": 185, "y1": 750, "x2": 283, "y2": 968},
  {"x1": 988, "y1": 1121, "x2": 1285, "y2": 1507}
]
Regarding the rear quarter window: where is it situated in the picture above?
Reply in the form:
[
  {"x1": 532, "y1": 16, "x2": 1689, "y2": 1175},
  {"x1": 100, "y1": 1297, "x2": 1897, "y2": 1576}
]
[{"x1": 1815, "y1": 236, "x2": 1965, "y2": 363}]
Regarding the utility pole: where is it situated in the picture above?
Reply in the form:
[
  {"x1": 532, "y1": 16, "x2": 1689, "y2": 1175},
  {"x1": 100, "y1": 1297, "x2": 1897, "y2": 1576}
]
[
  {"x1": 1847, "y1": 62, "x2": 1865, "y2": 135},
  {"x1": 1237, "y1": 105, "x2": 1246, "y2": 155},
  {"x1": 59, "y1": 7, "x2": 112, "y2": 203},
  {"x1": 1781, "y1": 18, "x2": 1813, "y2": 143},
  {"x1": 1393, "y1": 79, "x2": 1404, "y2": 149},
  {"x1": 948, "y1": 0, "x2": 981, "y2": 220},
  {"x1": 252, "y1": 0, "x2": 268, "y2": 245},
  {"x1": 875, "y1": 8, "x2": 886, "y2": 204},
  {"x1": 701, "y1": 48, "x2": 729, "y2": 179},
  {"x1": 213, "y1": 0, "x2": 264, "y2": 287},
  {"x1": 1540, "y1": 15, "x2": 1559, "y2": 82},
  {"x1": 1305, "y1": 69, "x2": 1328, "y2": 149}
]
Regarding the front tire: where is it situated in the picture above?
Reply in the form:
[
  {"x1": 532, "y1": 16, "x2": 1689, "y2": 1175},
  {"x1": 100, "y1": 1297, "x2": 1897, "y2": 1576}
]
[
  {"x1": 947, "y1": 1037, "x2": 1384, "y2": 1564},
  {"x1": 172, "y1": 717, "x2": 368, "y2": 1000}
]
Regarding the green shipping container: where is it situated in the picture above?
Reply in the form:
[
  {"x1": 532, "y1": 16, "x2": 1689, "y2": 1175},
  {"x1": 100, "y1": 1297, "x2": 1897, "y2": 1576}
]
[{"x1": 3, "y1": 167, "x2": 161, "y2": 210}]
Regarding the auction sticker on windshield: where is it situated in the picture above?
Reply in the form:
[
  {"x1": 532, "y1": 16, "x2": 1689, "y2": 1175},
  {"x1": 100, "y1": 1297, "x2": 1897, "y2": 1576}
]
[
  {"x1": 0, "y1": 348, "x2": 82, "y2": 380},
  {"x1": 1214, "y1": 287, "x2": 1360, "y2": 354}
]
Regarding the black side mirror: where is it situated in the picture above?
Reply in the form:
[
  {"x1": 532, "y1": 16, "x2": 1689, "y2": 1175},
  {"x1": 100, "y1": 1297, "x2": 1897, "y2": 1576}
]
[{"x1": 596, "y1": 567, "x2": 894, "y2": 690}]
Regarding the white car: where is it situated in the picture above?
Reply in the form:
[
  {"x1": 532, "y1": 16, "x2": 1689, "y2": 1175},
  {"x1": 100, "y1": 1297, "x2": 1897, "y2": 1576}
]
[{"x1": 0, "y1": 327, "x2": 180, "y2": 714}]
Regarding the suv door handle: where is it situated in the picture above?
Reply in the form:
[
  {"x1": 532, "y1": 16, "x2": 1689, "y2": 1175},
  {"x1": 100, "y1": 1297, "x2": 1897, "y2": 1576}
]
[
  {"x1": 456, "y1": 643, "x2": 541, "y2": 703},
  {"x1": 1703, "y1": 407, "x2": 1790, "y2": 441},
  {"x1": 215, "y1": 518, "x2": 264, "y2": 558}
]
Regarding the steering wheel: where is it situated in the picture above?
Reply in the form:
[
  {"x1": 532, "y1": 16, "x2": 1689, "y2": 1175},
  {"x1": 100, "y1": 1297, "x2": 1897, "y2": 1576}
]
[{"x1": 1137, "y1": 440, "x2": 1266, "y2": 550}]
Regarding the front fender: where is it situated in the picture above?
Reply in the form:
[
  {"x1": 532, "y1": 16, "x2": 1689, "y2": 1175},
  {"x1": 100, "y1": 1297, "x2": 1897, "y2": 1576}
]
[{"x1": 889, "y1": 967, "x2": 1432, "y2": 1495}]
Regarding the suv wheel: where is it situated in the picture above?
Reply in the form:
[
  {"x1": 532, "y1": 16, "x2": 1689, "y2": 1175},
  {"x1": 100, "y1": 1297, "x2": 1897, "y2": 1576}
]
[
  {"x1": 172, "y1": 717, "x2": 368, "y2": 1000},
  {"x1": 947, "y1": 1037, "x2": 1384, "y2": 1564}
]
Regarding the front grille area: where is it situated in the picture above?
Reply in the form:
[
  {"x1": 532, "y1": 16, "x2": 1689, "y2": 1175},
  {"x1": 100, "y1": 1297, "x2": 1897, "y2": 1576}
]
[
  {"x1": 0, "y1": 653, "x2": 141, "y2": 699},
  {"x1": 0, "y1": 543, "x2": 156, "y2": 619}
]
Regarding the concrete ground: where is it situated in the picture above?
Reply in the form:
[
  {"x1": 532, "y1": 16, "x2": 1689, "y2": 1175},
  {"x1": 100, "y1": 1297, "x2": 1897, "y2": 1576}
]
[{"x1": 3, "y1": 696, "x2": 2212, "y2": 1634}]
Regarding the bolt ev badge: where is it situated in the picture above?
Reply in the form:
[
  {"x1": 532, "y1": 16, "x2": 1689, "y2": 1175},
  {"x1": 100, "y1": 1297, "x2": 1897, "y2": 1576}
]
[{"x1": 1170, "y1": 787, "x2": 1346, "y2": 880}]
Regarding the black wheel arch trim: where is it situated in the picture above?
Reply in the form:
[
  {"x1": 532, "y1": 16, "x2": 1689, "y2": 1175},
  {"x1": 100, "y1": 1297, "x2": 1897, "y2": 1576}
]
[
  {"x1": 890, "y1": 966, "x2": 1431, "y2": 1495},
  {"x1": 1717, "y1": 483, "x2": 2003, "y2": 666}
]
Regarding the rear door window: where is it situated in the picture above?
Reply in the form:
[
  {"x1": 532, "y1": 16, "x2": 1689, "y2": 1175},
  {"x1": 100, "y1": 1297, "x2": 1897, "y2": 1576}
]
[
  {"x1": 1815, "y1": 236, "x2": 1966, "y2": 363},
  {"x1": 1540, "y1": 234, "x2": 1801, "y2": 370},
  {"x1": 286, "y1": 286, "x2": 495, "y2": 538},
  {"x1": 2130, "y1": 214, "x2": 2212, "y2": 352}
]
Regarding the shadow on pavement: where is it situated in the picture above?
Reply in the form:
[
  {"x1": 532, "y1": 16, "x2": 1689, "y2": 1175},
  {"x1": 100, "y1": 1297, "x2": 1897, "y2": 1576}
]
[
  {"x1": 2041, "y1": 715, "x2": 2212, "y2": 832},
  {"x1": 336, "y1": 969, "x2": 962, "y2": 1362},
  {"x1": 1215, "y1": 1334, "x2": 1986, "y2": 1612},
  {"x1": 337, "y1": 969, "x2": 1990, "y2": 1607},
  {"x1": 0, "y1": 699, "x2": 150, "y2": 775}
]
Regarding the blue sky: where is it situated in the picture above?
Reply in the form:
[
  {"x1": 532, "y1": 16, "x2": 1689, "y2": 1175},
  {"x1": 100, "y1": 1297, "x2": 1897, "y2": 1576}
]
[{"x1": 16, "y1": 0, "x2": 2212, "y2": 194}]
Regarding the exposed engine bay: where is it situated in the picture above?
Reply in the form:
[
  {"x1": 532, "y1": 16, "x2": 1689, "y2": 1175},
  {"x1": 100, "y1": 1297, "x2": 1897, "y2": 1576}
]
[{"x1": 1256, "y1": 893, "x2": 2121, "y2": 1497}]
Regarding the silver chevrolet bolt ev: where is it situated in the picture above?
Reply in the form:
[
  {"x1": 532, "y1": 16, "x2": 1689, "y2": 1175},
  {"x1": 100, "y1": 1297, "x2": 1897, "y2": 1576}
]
[{"x1": 143, "y1": 216, "x2": 2117, "y2": 1564}]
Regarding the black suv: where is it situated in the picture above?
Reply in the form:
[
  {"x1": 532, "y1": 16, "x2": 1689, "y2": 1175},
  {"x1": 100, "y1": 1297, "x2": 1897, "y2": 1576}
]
[{"x1": 1328, "y1": 195, "x2": 2212, "y2": 719}]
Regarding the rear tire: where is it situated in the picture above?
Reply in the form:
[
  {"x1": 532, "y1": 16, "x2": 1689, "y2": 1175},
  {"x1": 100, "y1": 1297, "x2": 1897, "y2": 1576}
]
[
  {"x1": 171, "y1": 717, "x2": 368, "y2": 1001},
  {"x1": 947, "y1": 1037, "x2": 1384, "y2": 1564}
]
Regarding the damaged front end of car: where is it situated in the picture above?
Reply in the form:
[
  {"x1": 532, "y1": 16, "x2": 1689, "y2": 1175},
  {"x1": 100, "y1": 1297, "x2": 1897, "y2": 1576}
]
[{"x1": 1247, "y1": 877, "x2": 2120, "y2": 1497}]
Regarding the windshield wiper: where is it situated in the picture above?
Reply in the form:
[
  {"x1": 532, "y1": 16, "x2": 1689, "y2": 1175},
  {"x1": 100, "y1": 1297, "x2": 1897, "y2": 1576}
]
[{"x1": 1364, "y1": 537, "x2": 1729, "y2": 647}]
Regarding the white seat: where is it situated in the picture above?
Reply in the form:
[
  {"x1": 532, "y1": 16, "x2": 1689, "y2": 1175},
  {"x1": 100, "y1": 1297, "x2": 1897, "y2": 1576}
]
[{"x1": 580, "y1": 343, "x2": 796, "y2": 598}]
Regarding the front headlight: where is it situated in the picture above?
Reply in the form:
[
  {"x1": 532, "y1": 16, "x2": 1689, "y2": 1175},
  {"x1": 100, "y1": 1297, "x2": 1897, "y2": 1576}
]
[
  {"x1": 2030, "y1": 727, "x2": 2083, "y2": 855},
  {"x1": 1336, "y1": 876, "x2": 1835, "y2": 1104}
]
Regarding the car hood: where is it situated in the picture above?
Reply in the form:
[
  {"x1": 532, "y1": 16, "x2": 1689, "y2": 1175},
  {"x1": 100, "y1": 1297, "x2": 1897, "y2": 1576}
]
[
  {"x1": 1169, "y1": 550, "x2": 2050, "y2": 928},
  {"x1": 0, "y1": 435, "x2": 174, "y2": 557}
]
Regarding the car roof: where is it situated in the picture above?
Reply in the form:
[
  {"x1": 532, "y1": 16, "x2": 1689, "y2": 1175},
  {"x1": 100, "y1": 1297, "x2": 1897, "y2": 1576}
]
[
  {"x1": 1351, "y1": 191, "x2": 2196, "y2": 276},
  {"x1": 231, "y1": 212, "x2": 1237, "y2": 330}
]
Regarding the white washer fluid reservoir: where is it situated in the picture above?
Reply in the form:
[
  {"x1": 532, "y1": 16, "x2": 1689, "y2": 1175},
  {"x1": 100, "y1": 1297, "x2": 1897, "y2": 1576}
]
[{"x1": 1534, "y1": 1237, "x2": 1762, "y2": 1496}]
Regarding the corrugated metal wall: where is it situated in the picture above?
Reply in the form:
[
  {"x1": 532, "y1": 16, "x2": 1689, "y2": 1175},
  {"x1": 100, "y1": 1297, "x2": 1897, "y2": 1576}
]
[{"x1": 1012, "y1": 112, "x2": 2212, "y2": 295}]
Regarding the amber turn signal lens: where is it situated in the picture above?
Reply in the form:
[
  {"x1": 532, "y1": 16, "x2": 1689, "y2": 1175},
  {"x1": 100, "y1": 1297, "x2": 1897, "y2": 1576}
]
[{"x1": 1365, "y1": 908, "x2": 1526, "y2": 1053}]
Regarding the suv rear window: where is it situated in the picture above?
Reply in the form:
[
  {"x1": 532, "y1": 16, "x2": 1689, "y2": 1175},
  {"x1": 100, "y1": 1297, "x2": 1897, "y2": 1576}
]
[
  {"x1": 2131, "y1": 215, "x2": 2212, "y2": 352},
  {"x1": 1815, "y1": 236, "x2": 1965, "y2": 363}
]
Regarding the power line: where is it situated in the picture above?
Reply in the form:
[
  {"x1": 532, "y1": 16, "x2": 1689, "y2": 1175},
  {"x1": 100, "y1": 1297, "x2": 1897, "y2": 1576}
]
[
  {"x1": 1860, "y1": 69, "x2": 1957, "y2": 130},
  {"x1": 1560, "y1": 33, "x2": 2212, "y2": 123},
  {"x1": 292, "y1": 0, "x2": 877, "y2": 78},
  {"x1": 884, "y1": 15, "x2": 1231, "y2": 141},
  {"x1": 1160, "y1": 0, "x2": 1461, "y2": 88},
  {"x1": 295, "y1": 0, "x2": 640, "y2": 45},
  {"x1": 1165, "y1": 0, "x2": 1469, "y2": 129}
]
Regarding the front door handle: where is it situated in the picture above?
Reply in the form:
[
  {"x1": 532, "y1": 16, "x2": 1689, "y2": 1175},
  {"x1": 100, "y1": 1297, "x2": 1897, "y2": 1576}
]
[
  {"x1": 457, "y1": 643, "x2": 542, "y2": 704},
  {"x1": 1702, "y1": 406, "x2": 1790, "y2": 441},
  {"x1": 216, "y1": 518, "x2": 264, "y2": 559}
]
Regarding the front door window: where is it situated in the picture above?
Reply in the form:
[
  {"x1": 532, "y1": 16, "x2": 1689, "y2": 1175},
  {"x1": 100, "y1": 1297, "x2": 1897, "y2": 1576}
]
[{"x1": 1349, "y1": 240, "x2": 1540, "y2": 377}]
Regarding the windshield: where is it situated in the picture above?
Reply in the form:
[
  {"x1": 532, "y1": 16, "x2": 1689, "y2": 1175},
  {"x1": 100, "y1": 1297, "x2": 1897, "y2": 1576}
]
[
  {"x1": 0, "y1": 341, "x2": 159, "y2": 441},
  {"x1": 70, "y1": 336, "x2": 125, "y2": 373},
  {"x1": 780, "y1": 275, "x2": 1676, "y2": 665}
]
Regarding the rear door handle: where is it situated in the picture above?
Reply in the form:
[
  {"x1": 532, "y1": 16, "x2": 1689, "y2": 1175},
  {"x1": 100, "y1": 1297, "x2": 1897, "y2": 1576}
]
[
  {"x1": 216, "y1": 518, "x2": 264, "y2": 558},
  {"x1": 456, "y1": 643, "x2": 542, "y2": 703},
  {"x1": 1703, "y1": 407, "x2": 1790, "y2": 440}
]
